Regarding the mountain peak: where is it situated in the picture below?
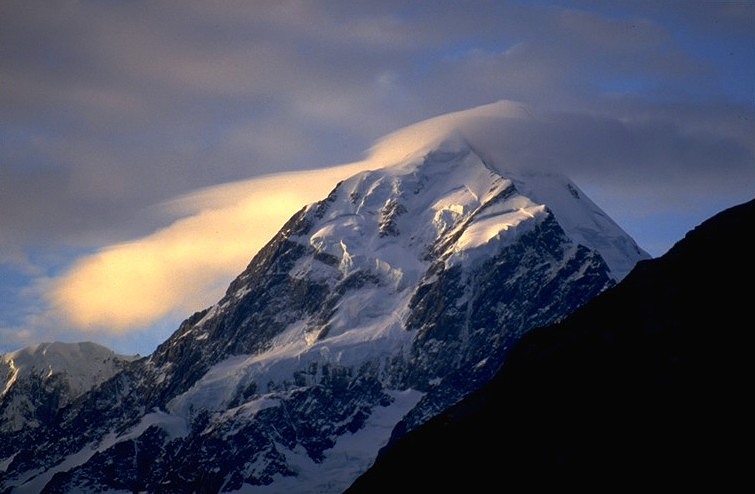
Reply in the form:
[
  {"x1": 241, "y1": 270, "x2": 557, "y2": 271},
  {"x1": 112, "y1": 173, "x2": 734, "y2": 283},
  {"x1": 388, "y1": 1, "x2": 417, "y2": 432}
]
[
  {"x1": 367, "y1": 100, "x2": 531, "y2": 169},
  {"x1": 1, "y1": 105, "x2": 650, "y2": 493},
  {"x1": 366, "y1": 119, "x2": 649, "y2": 281}
]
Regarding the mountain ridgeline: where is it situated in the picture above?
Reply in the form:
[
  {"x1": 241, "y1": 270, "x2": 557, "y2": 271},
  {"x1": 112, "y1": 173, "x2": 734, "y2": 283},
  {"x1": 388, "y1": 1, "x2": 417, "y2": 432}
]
[{"x1": 0, "y1": 107, "x2": 650, "y2": 493}]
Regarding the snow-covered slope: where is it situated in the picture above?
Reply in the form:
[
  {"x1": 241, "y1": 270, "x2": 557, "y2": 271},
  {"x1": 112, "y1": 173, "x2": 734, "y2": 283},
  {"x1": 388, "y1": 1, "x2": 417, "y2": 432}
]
[
  {"x1": 0, "y1": 342, "x2": 136, "y2": 432},
  {"x1": 0, "y1": 102, "x2": 649, "y2": 493}
]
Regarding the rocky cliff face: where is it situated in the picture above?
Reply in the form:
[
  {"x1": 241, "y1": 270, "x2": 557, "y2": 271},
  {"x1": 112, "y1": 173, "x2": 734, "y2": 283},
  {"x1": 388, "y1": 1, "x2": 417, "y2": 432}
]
[{"x1": 0, "y1": 122, "x2": 648, "y2": 493}]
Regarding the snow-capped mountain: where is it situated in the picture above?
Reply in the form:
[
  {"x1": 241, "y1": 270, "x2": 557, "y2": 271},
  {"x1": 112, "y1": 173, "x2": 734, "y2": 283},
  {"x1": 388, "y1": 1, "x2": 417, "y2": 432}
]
[
  {"x1": 0, "y1": 102, "x2": 649, "y2": 493},
  {"x1": 0, "y1": 342, "x2": 135, "y2": 433}
]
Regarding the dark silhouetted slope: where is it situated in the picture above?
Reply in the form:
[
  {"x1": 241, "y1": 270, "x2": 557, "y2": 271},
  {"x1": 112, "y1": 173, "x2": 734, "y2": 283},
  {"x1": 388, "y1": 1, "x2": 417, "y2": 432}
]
[{"x1": 346, "y1": 197, "x2": 755, "y2": 492}]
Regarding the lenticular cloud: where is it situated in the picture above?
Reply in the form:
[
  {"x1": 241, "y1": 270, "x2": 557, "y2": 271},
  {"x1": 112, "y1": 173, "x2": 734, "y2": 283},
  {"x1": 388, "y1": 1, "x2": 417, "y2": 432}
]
[
  {"x1": 45, "y1": 100, "x2": 537, "y2": 335},
  {"x1": 46, "y1": 98, "x2": 726, "y2": 336}
]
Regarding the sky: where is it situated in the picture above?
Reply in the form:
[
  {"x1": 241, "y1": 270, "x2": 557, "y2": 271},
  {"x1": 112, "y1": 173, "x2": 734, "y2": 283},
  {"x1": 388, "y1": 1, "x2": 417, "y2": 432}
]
[{"x1": 1, "y1": 0, "x2": 754, "y2": 356}]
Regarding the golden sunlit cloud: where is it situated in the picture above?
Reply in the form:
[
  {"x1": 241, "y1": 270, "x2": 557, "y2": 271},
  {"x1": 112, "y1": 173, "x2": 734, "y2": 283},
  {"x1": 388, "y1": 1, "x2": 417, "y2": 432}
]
[
  {"x1": 48, "y1": 162, "x2": 372, "y2": 334},
  {"x1": 46, "y1": 101, "x2": 540, "y2": 335}
]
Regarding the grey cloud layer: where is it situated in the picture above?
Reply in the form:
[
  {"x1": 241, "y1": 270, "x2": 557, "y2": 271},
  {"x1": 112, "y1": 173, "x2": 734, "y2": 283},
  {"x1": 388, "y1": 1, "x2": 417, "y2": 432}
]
[{"x1": 2, "y1": 0, "x2": 753, "y2": 264}]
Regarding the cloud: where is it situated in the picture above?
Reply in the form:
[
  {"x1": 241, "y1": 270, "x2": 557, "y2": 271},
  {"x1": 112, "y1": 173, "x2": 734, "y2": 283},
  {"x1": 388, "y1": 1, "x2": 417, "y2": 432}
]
[
  {"x1": 38, "y1": 101, "x2": 528, "y2": 336},
  {"x1": 0, "y1": 1, "x2": 433, "y2": 263},
  {"x1": 3, "y1": 0, "x2": 752, "y2": 265},
  {"x1": 45, "y1": 162, "x2": 371, "y2": 333},
  {"x1": 368, "y1": 100, "x2": 755, "y2": 209},
  {"x1": 43, "y1": 100, "x2": 755, "y2": 336}
]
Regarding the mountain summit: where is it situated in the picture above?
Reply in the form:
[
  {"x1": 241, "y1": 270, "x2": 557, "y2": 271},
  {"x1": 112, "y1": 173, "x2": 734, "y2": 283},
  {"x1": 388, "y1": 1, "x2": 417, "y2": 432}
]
[{"x1": 0, "y1": 103, "x2": 649, "y2": 493}]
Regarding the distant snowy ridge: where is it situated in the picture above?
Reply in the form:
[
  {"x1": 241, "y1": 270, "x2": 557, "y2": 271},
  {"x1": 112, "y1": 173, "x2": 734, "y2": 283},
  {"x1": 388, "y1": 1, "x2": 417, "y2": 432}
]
[
  {"x1": 0, "y1": 342, "x2": 136, "y2": 432},
  {"x1": 1, "y1": 341, "x2": 136, "y2": 398}
]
